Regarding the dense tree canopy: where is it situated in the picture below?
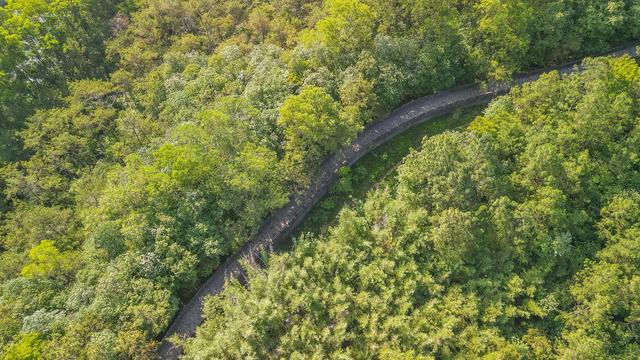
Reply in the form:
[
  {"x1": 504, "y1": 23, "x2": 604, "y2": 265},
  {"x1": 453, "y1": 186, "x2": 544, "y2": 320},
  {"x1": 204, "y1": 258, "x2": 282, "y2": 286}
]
[
  {"x1": 0, "y1": 0, "x2": 125, "y2": 165},
  {"x1": 185, "y1": 56, "x2": 640, "y2": 359},
  {"x1": 2, "y1": 0, "x2": 640, "y2": 358}
]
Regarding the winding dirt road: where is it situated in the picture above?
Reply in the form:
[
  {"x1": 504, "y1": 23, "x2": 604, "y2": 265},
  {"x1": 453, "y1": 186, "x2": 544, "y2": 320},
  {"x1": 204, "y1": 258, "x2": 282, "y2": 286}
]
[{"x1": 157, "y1": 44, "x2": 639, "y2": 359}]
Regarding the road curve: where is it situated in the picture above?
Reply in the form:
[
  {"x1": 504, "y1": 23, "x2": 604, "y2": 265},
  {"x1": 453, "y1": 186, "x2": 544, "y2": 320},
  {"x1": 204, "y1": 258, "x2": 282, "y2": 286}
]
[{"x1": 158, "y1": 44, "x2": 639, "y2": 359}]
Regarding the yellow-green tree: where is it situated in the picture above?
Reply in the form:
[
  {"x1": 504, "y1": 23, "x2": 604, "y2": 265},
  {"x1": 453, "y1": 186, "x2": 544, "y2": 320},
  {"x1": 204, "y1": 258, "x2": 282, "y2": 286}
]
[
  {"x1": 278, "y1": 86, "x2": 359, "y2": 184},
  {"x1": 20, "y1": 240, "x2": 73, "y2": 279}
]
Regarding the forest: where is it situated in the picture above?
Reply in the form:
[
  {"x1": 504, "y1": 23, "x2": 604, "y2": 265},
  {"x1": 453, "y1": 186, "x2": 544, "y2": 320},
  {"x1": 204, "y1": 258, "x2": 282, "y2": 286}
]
[
  {"x1": 185, "y1": 55, "x2": 640, "y2": 359},
  {"x1": 1, "y1": 0, "x2": 640, "y2": 358}
]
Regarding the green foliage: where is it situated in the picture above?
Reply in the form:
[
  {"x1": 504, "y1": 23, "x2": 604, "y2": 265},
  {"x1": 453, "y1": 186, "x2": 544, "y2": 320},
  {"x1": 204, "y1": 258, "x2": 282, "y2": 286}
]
[
  {"x1": 467, "y1": 0, "x2": 533, "y2": 80},
  {"x1": 0, "y1": 0, "x2": 124, "y2": 165},
  {"x1": 279, "y1": 86, "x2": 359, "y2": 184},
  {"x1": 558, "y1": 193, "x2": 640, "y2": 358},
  {"x1": 2, "y1": 0, "x2": 640, "y2": 357},
  {"x1": 291, "y1": 107, "x2": 482, "y2": 246},
  {"x1": 20, "y1": 240, "x2": 73, "y2": 280},
  {"x1": 303, "y1": 0, "x2": 376, "y2": 66},
  {"x1": 3, "y1": 79, "x2": 120, "y2": 206},
  {"x1": 0, "y1": 333, "x2": 42, "y2": 360},
  {"x1": 185, "y1": 56, "x2": 640, "y2": 359}
]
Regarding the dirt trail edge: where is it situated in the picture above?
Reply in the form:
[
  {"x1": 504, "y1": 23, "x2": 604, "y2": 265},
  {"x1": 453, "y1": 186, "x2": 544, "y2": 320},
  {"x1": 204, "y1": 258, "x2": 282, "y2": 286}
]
[{"x1": 158, "y1": 45, "x2": 639, "y2": 359}]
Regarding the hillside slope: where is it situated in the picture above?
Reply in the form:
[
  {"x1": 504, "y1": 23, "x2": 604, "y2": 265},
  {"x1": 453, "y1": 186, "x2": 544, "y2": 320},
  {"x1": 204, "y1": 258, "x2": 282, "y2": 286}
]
[
  {"x1": 2, "y1": 1, "x2": 640, "y2": 358},
  {"x1": 185, "y1": 54, "x2": 640, "y2": 360},
  {"x1": 159, "y1": 46, "x2": 638, "y2": 359}
]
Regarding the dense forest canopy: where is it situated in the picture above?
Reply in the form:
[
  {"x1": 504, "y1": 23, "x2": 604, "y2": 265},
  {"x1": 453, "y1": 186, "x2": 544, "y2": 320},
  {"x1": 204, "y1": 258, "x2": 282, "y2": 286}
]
[
  {"x1": 0, "y1": 0, "x2": 125, "y2": 165},
  {"x1": 1, "y1": 0, "x2": 640, "y2": 358},
  {"x1": 186, "y1": 55, "x2": 640, "y2": 359}
]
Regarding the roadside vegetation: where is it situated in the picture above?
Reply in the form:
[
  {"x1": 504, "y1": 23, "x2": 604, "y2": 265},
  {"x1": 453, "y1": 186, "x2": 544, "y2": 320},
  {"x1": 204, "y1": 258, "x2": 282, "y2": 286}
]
[{"x1": 292, "y1": 107, "x2": 482, "y2": 244}]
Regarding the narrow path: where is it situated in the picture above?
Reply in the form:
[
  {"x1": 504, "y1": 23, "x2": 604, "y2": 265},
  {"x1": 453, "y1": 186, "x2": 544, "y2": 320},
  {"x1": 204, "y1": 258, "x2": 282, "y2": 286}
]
[{"x1": 158, "y1": 44, "x2": 639, "y2": 359}]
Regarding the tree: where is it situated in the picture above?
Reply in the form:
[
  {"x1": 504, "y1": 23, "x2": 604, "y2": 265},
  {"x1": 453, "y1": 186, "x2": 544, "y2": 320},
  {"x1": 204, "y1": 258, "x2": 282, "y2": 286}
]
[
  {"x1": 571, "y1": 0, "x2": 640, "y2": 53},
  {"x1": 559, "y1": 193, "x2": 640, "y2": 359},
  {"x1": 464, "y1": 0, "x2": 534, "y2": 80},
  {"x1": 20, "y1": 240, "x2": 73, "y2": 280},
  {"x1": 302, "y1": 0, "x2": 376, "y2": 67},
  {"x1": 0, "y1": 333, "x2": 43, "y2": 360},
  {"x1": 2, "y1": 79, "x2": 120, "y2": 206},
  {"x1": 278, "y1": 86, "x2": 359, "y2": 184},
  {"x1": 0, "y1": 0, "x2": 123, "y2": 164}
]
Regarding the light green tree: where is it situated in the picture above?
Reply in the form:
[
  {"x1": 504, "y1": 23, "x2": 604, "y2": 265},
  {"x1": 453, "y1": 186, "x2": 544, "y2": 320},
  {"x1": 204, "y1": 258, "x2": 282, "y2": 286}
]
[
  {"x1": 278, "y1": 86, "x2": 359, "y2": 184},
  {"x1": 20, "y1": 240, "x2": 73, "y2": 279}
]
